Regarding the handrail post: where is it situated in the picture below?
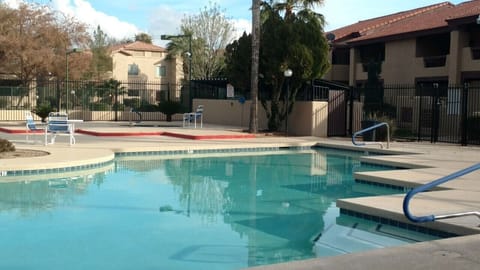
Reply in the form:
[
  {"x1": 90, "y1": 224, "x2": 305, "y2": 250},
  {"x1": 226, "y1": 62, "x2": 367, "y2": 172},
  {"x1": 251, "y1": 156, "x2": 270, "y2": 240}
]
[
  {"x1": 352, "y1": 122, "x2": 390, "y2": 149},
  {"x1": 403, "y1": 163, "x2": 480, "y2": 223}
]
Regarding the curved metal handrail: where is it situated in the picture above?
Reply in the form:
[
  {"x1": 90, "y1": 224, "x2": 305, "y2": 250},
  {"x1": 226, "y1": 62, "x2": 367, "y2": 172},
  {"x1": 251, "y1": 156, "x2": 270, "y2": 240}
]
[
  {"x1": 352, "y1": 122, "x2": 390, "y2": 149},
  {"x1": 403, "y1": 163, "x2": 480, "y2": 223}
]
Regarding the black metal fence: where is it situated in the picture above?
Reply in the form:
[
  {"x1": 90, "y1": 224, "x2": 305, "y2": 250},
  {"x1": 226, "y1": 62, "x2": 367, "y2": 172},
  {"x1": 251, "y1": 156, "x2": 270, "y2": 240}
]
[
  {"x1": 2, "y1": 78, "x2": 479, "y2": 146},
  {"x1": 347, "y1": 83, "x2": 480, "y2": 146},
  {"x1": 0, "y1": 79, "x2": 187, "y2": 121},
  {"x1": 385, "y1": 83, "x2": 479, "y2": 145}
]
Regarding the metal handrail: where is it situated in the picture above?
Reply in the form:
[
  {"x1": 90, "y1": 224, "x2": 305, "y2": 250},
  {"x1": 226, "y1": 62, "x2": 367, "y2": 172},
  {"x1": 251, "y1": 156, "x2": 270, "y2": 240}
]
[
  {"x1": 352, "y1": 122, "x2": 390, "y2": 149},
  {"x1": 403, "y1": 163, "x2": 480, "y2": 223}
]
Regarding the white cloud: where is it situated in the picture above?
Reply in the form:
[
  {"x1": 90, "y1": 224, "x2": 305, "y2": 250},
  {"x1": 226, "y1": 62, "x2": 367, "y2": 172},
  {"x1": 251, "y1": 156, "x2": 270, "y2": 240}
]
[
  {"x1": 2, "y1": 0, "x2": 21, "y2": 8},
  {"x1": 147, "y1": 5, "x2": 184, "y2": 46},
  {"x1": 231, "y1": 18, "x2": 251, "y2": 39},
  {"x1": 52, "y1": 0, "x2": 140, "y2": 41}
]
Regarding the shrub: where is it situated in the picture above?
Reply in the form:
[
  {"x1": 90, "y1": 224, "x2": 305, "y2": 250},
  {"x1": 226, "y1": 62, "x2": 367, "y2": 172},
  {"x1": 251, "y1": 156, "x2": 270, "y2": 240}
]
[
  {"x1": 158, "y1": 101, "x2": 185, "y2": 121},
  {"x1": 123, "y1": 98, "x2": 140, "y2": 109},
  {"x1": 0, "y1": 139, "x2": 15, "y2": 153},
  {"x1": 137, "y1": 99, "x2": 158, "y2": 112},
  {"x1": 0, "y1": 98, "x2": 8, "y2": 109},
  {"x1": 33, "y1": 103, "x2": 53, "y2": 122},
  {"x1": 89, "y1": 103, "x2": 111, "y2": 111}
]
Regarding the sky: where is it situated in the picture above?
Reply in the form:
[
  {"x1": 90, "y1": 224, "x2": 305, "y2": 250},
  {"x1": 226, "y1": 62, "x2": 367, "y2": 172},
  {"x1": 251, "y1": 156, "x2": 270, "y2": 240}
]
[{"x1": 2, "y1": 0, "x2": 466, "y2": 46}]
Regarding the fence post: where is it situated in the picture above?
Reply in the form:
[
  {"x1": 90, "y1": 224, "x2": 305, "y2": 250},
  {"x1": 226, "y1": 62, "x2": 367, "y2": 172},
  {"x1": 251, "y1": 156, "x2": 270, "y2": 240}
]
[
  {"x1": 348, "y1": 86, "x2": 354, "y2": 135},
  {"x1": 461, "y1": 82, "x2": 469, "y2": 146},
  {"x1": 417, "y1": 85, "x2": 423, "y2": 142}
]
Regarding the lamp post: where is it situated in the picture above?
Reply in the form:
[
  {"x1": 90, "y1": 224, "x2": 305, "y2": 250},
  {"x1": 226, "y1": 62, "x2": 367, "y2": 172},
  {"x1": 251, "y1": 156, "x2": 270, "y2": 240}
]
[
  {"x1": 66, "y1": 48, "x2": 81, "y2": 114},
  {"x1": 284, "y1": 68, "x2": 293, "y2": 136},
  {"x1": 161, "y1": 34, "x2": 192, "y2": 110}
]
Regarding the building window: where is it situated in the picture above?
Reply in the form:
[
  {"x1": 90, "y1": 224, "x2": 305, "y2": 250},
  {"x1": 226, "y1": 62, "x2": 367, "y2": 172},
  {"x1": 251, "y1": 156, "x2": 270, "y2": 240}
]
[
  {"x1": 156, "y1": 66, "x2": 166, "y2": 77},
  {"x1": 128, "y1": 64, "x2": 139, "y2": 76}
]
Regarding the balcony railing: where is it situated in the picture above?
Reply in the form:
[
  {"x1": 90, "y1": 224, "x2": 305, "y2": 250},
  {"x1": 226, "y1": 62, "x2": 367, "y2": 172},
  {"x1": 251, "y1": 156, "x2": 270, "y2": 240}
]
[{"x1": 423, "y1": 55, "x2": 446, "y2": 67}]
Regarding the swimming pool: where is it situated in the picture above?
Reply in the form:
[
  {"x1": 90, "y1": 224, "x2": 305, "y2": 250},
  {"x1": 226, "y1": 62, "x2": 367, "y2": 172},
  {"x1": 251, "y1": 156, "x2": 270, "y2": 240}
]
[{"x1": 0, "y1": 148, "x2": 440, "y2": 269}]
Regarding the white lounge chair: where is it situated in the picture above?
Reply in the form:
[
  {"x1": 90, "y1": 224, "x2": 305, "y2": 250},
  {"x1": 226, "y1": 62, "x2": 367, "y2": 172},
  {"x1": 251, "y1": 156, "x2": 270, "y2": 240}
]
[
  {"x1": 183, "y1": 105, "x2": 204, "y2": 128},
  {"x1": 45, "y1": 112, "x2": 76, "y2": 145}
]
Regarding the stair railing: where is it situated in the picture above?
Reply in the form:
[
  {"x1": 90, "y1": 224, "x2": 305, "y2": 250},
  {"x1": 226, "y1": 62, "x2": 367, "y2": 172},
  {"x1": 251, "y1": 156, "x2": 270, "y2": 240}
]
[
  {"x1": 352, "y1": 122, "x2": 390, "y2": 149},
  {"x1": 403, "y1": 163, "x2": 480, "y2": 223}
]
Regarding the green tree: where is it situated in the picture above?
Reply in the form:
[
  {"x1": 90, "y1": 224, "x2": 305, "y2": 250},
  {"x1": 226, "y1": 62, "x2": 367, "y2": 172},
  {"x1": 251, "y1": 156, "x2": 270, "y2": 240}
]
[
  {"x1": 166, "y1": 2, "x2": 236, "y2": 79},
  {"x1": 225, "y1": 2, "x2": 329, "y2": 131},
  {"x1": 271, "y1": 0, "x2": 325, "y2": 17},
  {"x1": 97, "y1": 79, "x2": 126, "y2": 106},
  {"x1": 135, "y1": 33, "x2": 152, "y2": 44},
  {"x1": 0, "y1": 2, "x2": 90, "y2": 108},
  {"x1": 89, "y1": 25, "x2": 113, "y2": 80},
  {"x1": 225, "y1": 33, "x2": 252, "y2": 95}
]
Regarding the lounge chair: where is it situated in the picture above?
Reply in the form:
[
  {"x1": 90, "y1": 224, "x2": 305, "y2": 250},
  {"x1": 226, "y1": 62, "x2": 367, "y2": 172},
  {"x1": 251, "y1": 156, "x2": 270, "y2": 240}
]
[
  {"x1": 183, "y1": 105, "x2": 204, "y2": 128},
  {"x1": 25, "y1": 111, "x2": 44, "y2": 143},
  {"x1": 45, "y1": 112, "x2": 76, "y2": 145}
]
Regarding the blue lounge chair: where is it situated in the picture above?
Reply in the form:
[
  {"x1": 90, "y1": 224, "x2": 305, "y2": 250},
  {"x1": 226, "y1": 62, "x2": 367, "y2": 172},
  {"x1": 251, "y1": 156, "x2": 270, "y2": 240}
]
[
  {"x1": 45, "y1": 112, "x2": 76, "y2": 145},
  {"x1": 182, "y1": 105, "x2": 204, "y2": 128},
  {"x1": 25, "y1": 111, "x2": 45, "y2": 143}
]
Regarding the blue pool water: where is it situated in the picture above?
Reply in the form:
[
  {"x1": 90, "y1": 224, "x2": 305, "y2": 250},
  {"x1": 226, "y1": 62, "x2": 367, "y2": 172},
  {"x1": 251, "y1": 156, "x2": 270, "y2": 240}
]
[{"x1": 0, "y1": 148, "x2": 440, "y2": 269}]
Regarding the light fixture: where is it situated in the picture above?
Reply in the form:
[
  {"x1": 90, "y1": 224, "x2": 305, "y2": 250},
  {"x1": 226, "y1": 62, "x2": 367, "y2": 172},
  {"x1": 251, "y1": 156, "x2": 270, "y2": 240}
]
[
  {"x1": 476, "y1": 14, "x2": 480, "y2": 25},
  {"x1": 283, "y1": 68, "x2": 293, "y2": 136}
]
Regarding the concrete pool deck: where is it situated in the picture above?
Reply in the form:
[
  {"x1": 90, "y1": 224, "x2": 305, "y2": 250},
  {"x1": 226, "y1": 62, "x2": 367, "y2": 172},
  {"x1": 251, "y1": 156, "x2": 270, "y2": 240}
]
[{"x1": 1, "y1": 120, "x2": 479, "y2": 270}]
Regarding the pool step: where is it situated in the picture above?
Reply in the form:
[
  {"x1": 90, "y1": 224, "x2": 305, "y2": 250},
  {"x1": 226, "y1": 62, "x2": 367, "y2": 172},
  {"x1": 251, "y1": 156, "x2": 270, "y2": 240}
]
[
  {"x1": 337, "y1": 192, "x2": 480, "y2": 236},
  {"x1": 314, "y1": 215, "x2": 437, "y2": 257}
]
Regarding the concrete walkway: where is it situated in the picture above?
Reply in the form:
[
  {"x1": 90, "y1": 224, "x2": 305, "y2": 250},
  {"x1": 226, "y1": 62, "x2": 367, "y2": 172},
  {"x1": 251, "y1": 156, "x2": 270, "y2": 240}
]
[{"x1": 1, "y1": 121, "x2": 479, "y2": 270}]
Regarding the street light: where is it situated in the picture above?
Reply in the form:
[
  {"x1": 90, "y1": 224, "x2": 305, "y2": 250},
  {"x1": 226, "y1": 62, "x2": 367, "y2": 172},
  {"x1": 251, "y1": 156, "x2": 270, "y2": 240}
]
[
  {"x1": 284, "y1": 68, "x2": 293, "y2": 136},
  {"x1": 161, "y1": 34, "x2": 192, "y2": 110},
  {"x1": 66, "y1": 48, "x2": 81, "y2": 114}
]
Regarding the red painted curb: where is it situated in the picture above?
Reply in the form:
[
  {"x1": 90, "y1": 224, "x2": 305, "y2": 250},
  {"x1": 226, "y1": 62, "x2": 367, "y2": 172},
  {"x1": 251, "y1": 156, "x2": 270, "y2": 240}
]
[
  {"x1": 162, "y1": 132, "x2": 256, "y2": 140},
  {"x1": 0, "y1": 127, "x2": 43, "y2": 134},
  {"x1": 1, "y1": 127, "x2": 256, "y2": 140},
  {"x1": 76, "y1": 129, "x2": 164, "y2": 136}
]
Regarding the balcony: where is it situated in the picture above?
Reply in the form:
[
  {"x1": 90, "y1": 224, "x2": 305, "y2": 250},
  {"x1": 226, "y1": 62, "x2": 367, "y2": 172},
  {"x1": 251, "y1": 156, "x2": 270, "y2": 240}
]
[{"x1": 423, "y1": 55, "x2": 446, "y2": 68}]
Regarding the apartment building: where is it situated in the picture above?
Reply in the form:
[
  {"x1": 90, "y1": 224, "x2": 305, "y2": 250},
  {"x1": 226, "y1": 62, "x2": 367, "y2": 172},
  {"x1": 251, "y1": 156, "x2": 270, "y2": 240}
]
[
  {"x1": 109, "y1": 41, "x2": 184, "y2": 101},
  {"x1": 324, "y1": 0, "x2": 480, "y2": 88}
]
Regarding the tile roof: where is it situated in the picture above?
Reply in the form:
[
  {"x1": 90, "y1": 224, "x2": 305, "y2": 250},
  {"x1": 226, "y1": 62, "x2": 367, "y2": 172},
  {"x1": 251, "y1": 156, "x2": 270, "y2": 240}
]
[
  {"x1": 110, "y1": 41, "x2": 166, "y2": 53},
  {"x1": 329, "y1": 0, "x2": 480, "y2": 44}
]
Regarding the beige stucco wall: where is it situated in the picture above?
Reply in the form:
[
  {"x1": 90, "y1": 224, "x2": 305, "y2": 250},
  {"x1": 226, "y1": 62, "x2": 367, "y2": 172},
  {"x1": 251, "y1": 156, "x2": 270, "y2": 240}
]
[
  {"x1": 192, "y1": 99, "x2": 328, "y2": 137},
  {"x1": 111, "y1": 50, "x2": 183, "y2": 84},
  {"x1": 287, "y1": 101, "x2": 328, "y2": 137},
  {"x1": 382, "y1": 39, "x2": 417, "y2": 84},
  {"x1": 462, "y1": 47, "x2": 480, "y2": 72},
  {"x1": 323, "y1": 65, "x2": 349, "y2": 82},
  {"x1": 192, "y1": 99, "x2": 268, "y2": 129}
]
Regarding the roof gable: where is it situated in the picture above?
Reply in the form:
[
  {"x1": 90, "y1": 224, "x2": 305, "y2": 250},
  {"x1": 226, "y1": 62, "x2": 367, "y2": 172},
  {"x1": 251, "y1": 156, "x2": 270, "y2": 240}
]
[
  {"x1": 329, "y1": 0, "x2": 480, "y2": 44},
  {"x1": 110, "y1": 41, "x2": 166, "y2": 54}
]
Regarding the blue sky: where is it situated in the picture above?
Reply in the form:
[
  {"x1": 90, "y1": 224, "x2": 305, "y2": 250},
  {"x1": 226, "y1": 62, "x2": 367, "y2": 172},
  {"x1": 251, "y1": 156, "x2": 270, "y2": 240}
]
[{"x1": 3, "y1": 0, "x2": 466, "y2": 46}]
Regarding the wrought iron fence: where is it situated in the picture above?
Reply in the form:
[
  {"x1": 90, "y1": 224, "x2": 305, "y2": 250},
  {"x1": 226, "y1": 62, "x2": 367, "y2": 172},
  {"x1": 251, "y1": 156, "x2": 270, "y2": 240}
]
[
  {"x1": 351, "y1": 83, "x2": 480, "y2": 146},
  {"x1": 0, "y1": 79, "x2": 188, "y2": 121}
]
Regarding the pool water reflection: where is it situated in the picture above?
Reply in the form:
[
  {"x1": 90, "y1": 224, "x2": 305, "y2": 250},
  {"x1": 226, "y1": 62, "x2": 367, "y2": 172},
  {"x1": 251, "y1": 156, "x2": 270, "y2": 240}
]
[{"x1": 0, "y1": 149, "x2": 437, "y2": 270}]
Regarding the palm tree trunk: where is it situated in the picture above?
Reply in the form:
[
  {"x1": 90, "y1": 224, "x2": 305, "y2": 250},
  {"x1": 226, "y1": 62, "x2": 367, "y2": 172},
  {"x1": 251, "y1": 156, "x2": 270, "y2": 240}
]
[{"x1": 249, "y1": 0, "x2": 261, "y2": 133}]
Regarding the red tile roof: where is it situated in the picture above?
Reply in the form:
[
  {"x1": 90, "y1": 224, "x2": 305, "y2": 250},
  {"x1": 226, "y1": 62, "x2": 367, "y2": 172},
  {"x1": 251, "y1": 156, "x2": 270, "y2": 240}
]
[
  {"x1": 330, "y1": 0, "x2": 480, "y2": 44},
  {"x1": 110, "y1": 41, "x2": 166, "y2": 53}
]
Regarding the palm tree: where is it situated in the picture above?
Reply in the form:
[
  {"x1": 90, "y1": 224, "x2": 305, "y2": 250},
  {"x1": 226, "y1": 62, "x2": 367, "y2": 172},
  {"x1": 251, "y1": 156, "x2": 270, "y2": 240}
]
[
  {"x1": 271, "y1": 0, "x2": 324, "y2": 19},
  {"x1": 249, "y1": 0, "x2": 261, "y2": 133}
]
